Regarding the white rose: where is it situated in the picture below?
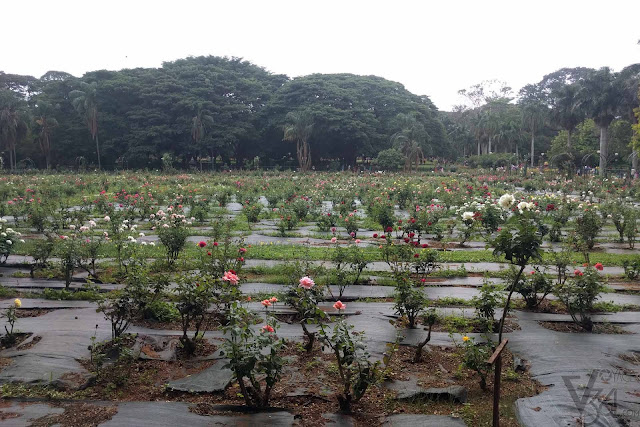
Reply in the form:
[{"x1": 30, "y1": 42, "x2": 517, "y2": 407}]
[
  {"x1": 498, "y1": 194, "x2": 514, "y2": 209},
  {"x1": 462, "y1": 211, "x2": 474, "y2": 221}
]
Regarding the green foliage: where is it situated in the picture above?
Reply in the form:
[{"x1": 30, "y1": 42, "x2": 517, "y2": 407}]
[
  {"x1": 554, "y1": 267, "x2": 606, "y2": 332},
  {"x1": 221, "y1": 303, "x2": 285, "y2": 408},
  {"x1": 98, "y1": 287, "x2": 141, "y2": 340},
  {"x1": 283, "y1": 276, "x2": 326, "y2": 352},
  {"x1": 243, "y1": 203, "x2": 262, "y2": 224},
  {"x1": 143, "y1": 300, "x2": 179, "y2": 323},
  {"x1": 367, "y1": 201, "x2": 395, "y2": 231},
  {"x1": 1, "y1": 301, "x2": 19, "y2": 347},
  {"x1": 512, "y1": 268, "x2": 553, "y2": 309},
  {"x1": 622, "y1": 257, "x2": 640, "y2": 280},
  {"x1": 318, "y1": 316, "x2": 383, "y2": 412},
  {"x1": 317, "y1": 212, "x2": 337, "y2": 232},
  {"x1": 154, "y1": 210, "x2": 191, "y2": 264},
  {"x1": 42, "y1": 286, "x2": 102, "y2": 301},
  {"x1": 175, "y1": 274, "x2": 216, "y2": 355},
  {"x1": 465, "y1": 153, "x2": 518, "y2": 169},
  {"x1": 329, "y1": 241, "x2": 368, "y2": 298},
  {"x1": 374, "y1": 148, "x2": 405, "y2": 171},
  {"x1": 458, "y1": 336, "x2": 493, "y2": 391},
  {"x1": 392, "y1": 275, "x2": 427, "y2": 328},
  {"x1": 492, "y1": 213, "x2": 542, "y2": 267},
  {"x1": 573, "y1": 208, "x2": 603, "y2": 250},
  {"x1": 471, "y1": 281, "x2": 505, "y2": 331},
  {"x1": 0, "y1": 221, "x2": 22, "y2": 264}
]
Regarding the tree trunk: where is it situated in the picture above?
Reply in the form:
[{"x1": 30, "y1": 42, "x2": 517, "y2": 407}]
[
  {"x1": 95, "y1": 134, "x2": 102, "y2": 170},
  {"x1": 567, "y1": 129, "x2": 572, "y2": 150},
  {"x1": 477, "y1": 140, "x2": 480, "y2": 156},
  {"x1": 632, "y1": 151, "x2": 638, "y2": 175},
  {"x1": 599, "y1": 125, "x2": 608, "y2": 176},
  {"x1": 488, "y1": 137, "x2": 492, "y2": 154},
  {"x1": 530, "y1": 124, "x2": 535, "y2": 167}
]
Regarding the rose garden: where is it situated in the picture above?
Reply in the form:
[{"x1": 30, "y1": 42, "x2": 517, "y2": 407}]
[{"x1": 0, "y1": 169, "x2": 637, "y2": 426}]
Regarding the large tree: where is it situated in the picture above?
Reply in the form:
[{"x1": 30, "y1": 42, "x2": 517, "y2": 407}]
[
  {"x1": 69, "y1": 82, "x2": 101, "y2": 169},
  {"x1": 518, "y1": 84, "x2": 548, "y2": 166},
  {"x1": 617, "y1": 64, "x2": 640, "y2": 169},
  {"x1": 390, "y1": 112, "x2": 427, "y2": 171},
  {"x1": 263, "y1": 74, "x2": 447, "y2": 167},
  {"x1": 577, "y1": 68, "x2": 623, "y2": 175},
  {"x1": 0, "y1": 90, "x2": 28, "y2": 170},
  {"x1": 33, "y1": 101, "x2": 58, "y2": 169}
]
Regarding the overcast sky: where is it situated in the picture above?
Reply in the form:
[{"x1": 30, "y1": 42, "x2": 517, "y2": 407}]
[{"x1": 3, "y1": 0, "x2": 639, "y2": 110}]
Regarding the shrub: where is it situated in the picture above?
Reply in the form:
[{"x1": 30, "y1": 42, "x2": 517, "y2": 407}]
[
  {"x1": 374, "y1": 148, "x2": 405, "y2": 171},
  {"x1": 491, "y1": 198, "x2": 543, "y2": 341},
  {"x1": 471, "y1": 281, "x2": 505, "y2": 332},
  {"x1": 573, "y1": 208, "x2": 602, "y2": 250},
  {"x1": 392, "y1": 275, "x2": 427, "y2": 329},
  {"x1": 0, "y1": 220, "x2": 23, "y2": 264},
  {"x1": 329, "y1": 241, "x2": 368, "y2": 298},
  {"x1": 317, "y1": 212, "x2": 337, "y2": 232},
  {"x1": 458, "y1": 336, "x2": 492, "y2": 391},
  {"x1": 413, "y1": 309, "x2": 437, "y2": 363},
  {"x1": 284, "y1": 276, "x2": 326, "y2": 352},
  {"x1": 143, "y1": 300, "x2": 179, "y2": 323},
  {"x1": 318, "y1": 314, "x2": 383, "y2": 412},
  {"x1": 512, "y1": 267, "x2": 553, "y2": 309},
  {"x1": 554, "y1": 267, "x2": 606, "y2": 332},
  {"x1": 622, "y1": 257, "x2": 640, "y2": 280},
  {"x1": 175, "y1": 274, "x2": 215, "y2": 354},
  {"x1": 277, "y1": 211, "x2": 298, "y2": 236},
  {"x1": 243, "y1": 203, "x2": 262, "y2": 225},
  {"x1": 30, "y1": 233, "x2": 56, "y2": 277},
  {"x1": 624, "y1": 208, "x2": 638, "y2": 249},
  {"x1": 98, "y1": 288, "x2": 141, "y2": 340},
  {"x1": 221, "y1": 303, "x2": 285, "y2": 408},
  {"x1": 367, "y1": 201, "x2": 395, "y2": 230},
  {"x1": 155, "y1": 209, "x2": 191, "y2": 265},
  {"x1": 1, "y1": 299, "x2": 20, "y2": 347}
]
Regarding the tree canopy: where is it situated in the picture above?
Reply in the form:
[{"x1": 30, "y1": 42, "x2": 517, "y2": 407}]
[{"x1": 0, "y1": 57, "x2": 638, "y2": 171}]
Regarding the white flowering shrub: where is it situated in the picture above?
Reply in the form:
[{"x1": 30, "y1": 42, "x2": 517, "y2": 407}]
[
  {"x1": 153, "y1": 207, "x2": 191, "y2": 264},
  {"x1": 0, "y1": 219, "x2": 24, "y2": 263}
]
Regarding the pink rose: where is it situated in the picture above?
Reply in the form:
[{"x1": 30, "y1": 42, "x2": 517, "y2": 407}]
[
  {"x1": 222, "y1": 270, "x2": 239, "y2": 285},
  {"x1": 299, "y1": 276, "x2": 315, "y2": 289}
]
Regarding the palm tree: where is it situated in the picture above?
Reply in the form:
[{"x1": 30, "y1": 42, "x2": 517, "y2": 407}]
[
  {"x1": 617, "y1": 64, "x2": 640, "y2": 170},
  {"x1": 34, "y1": 101, "x2": 58, "y2": 169},
  {"x1": 577, "y1": 68, "x2": 623, "y2": 176},
  {"x1": 391, "y1": 113, "x2": 428, "y2": 172},
  {"x1": 548, "y1": 83, "x2": 583, "y2": 150},
  {"x1": 519, "y1": 84, "x2": 548, "y2": 166},
  {"x1": 191, "y1": 108, "x2": 215, "y2": 168},
  {"x1": 283, "y1": 111, "x2": 314, "y2": 172},
  {"x1": 69, "y1": 82, "x2": 101, "y2": 169}
]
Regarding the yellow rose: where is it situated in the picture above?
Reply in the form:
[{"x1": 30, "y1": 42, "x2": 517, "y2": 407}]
[
  {"x1": 462, "y1": 336, "x2": 469, "y2": 342},
  {"x1": 14, "y1": 298, "x2": 21, "y2": 308}
]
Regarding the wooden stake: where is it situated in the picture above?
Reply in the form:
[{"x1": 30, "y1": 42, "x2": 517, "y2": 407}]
[{"x1": 487, "y1": 338, "x2": 509, "y2": 427}]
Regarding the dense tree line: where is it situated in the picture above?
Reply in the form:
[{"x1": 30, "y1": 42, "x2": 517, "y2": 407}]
[
  {"x1": 0, "y1": 57, "x2": 447, "y2": 170},
  {"x1": 1, "y1": 56, "x2": 638, "y2": 172},
  {"x1": 448, "y1": 65, "x2": 640, "y2": 175}
]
